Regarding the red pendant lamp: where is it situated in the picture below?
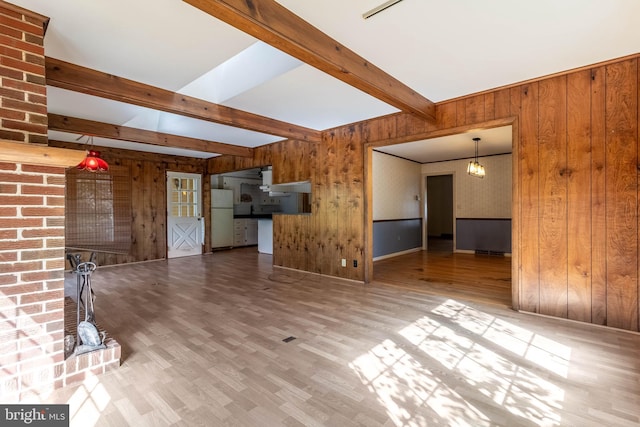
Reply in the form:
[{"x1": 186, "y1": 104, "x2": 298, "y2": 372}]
[{"x1": 76, "y1": 136, "x2": 109, "y2": 172}]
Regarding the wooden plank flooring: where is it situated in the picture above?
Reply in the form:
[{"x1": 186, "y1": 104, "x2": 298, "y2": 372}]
[
  {"x1": 41, "y1": 247, "x2": 640, "y2": 426},
  {"x1": 374, "y1": 248, "x2": 512, "y2": 307}
]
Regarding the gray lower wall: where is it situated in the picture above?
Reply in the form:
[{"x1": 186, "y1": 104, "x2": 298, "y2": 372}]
[
  {"x1": 456, "y1": 218, "x2": 511, "y2": 253},
  {"x1": 373, "y1": 218, "x2": 422, "y2": 258}
]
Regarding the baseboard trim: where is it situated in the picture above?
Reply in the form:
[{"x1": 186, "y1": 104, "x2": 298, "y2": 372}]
[
  {"x1": 517, "y1": 310, "x2": 640, "y2": 336},
  {"x1": 272, "y1": 265, "x2": 365, "y2": 285},
  {"x1": 454, "y1": 249, "x2": 512, "y2": 257},
  {"x1": 373, "y1": 247, "x2": 422, "y2": 262}
]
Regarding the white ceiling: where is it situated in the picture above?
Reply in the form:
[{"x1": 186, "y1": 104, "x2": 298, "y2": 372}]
[
  {"x1": 375, "y1": 126, "x2": 512, "y2": 164},
  {"x1": 9, "y1": 0, "x2": 640, "y2": 160}
]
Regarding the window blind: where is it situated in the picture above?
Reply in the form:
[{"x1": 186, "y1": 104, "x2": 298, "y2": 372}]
[{"x1": 65, "y1": 165, "x2": 132, "y2": 254}]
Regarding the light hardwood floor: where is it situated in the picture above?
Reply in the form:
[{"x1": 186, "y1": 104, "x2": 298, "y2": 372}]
[
  {"x1": 44, "y1": 247, "x2": 640, "y2": 426},
  {"x1": 374, "y1": 248, "x2": 512, "y2": 307}
]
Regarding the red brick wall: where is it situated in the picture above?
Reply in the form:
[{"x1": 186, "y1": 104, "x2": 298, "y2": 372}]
[
  {"x1": 0, "y1": 162, "x2": 67, "y2": 401},
  {"x1": 0, "y1": 1, "x2": 48, "y2": 144},
  {"x1": 0, "y1": 1, "x2": 61, "y2": 402}
]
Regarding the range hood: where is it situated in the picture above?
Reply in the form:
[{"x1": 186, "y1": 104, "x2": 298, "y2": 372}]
[
  {"x1": 260, "y1": 170, "x2": 311, "y2": 195},
  {"x1": 259, "y1": 170, "x2": 273, "y2": 193}
]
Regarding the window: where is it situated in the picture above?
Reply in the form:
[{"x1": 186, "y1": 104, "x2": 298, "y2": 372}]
[
  {"x1": 169, "y1": 177, "x2": 199, "y2": 218},
  {"x1": 65, "y1": 166, "x2": 131, "y2": 254}
]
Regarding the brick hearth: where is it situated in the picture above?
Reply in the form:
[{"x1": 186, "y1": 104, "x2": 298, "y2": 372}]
[{"x1": 61, "y1": 297, "x2": 120, "y2": 388}]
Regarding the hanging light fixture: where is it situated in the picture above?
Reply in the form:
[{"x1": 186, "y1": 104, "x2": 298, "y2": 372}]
[
  {"x1": 467, "y1": 137, "x2": 485, "y2": 178},
  {"x1": 76, "y1": 135, "x2": 109, "y2": 172}
]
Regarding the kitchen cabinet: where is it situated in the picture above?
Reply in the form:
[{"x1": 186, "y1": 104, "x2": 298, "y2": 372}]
[
  {"x1": 246, "y1": 219, "x2": 258, "y2": 245},
  {"x1": 233, "y1": 218, "x2": 258, "y2": 246},
  {"x1": 233, "y1": 220, "x2": 244, "y2": 246}
]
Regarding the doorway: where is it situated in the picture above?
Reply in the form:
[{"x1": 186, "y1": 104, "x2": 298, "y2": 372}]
[
  {"x1": 166, "y1": 171, "x2": 203, "y2": 258},
  {"x1": 425, "y1": 174, "x2": 454, "y2": 252},
  {"x1": 365, "y1": 122, "x2": 516, "y2": 307}
]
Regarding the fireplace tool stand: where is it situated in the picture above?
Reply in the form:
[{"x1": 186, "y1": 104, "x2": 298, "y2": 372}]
[{"x1": 69, "y1": 257, "x2": 106, "y2": 355}]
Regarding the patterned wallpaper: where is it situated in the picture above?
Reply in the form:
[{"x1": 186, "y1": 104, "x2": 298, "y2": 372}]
[
  {"x1": 422, "y1": 154, "x2": 512, "y2": 218},
  {"x1": 372, "y1": 151, "x2": 422, "y2": 220},
  {"x1": 373, "y1": 152, "x2": 512, "y2": 220}
]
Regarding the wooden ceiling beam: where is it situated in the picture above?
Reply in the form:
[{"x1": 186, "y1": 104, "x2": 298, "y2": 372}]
[
  {"x1": 45, "y1": 57, "x2": 322, "y2": 143},
  {"x1": 48, "y1": 140, "x2": 208, "y2": 165},
  {"x1": 183, "y1": 0, "x2": 436, "y2": 122},
  {"x1": 0, "y1": 139, "x2": 84, "y2": 167},
  {"x1": 48, "y1": 114, "x2": 254, "y2": 157}
]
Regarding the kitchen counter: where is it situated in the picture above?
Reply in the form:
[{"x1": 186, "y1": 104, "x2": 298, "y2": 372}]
[
  {"x1": 272, "y1": 212, "x2": 312, "y2": 216},
  {"x1": 233, "y1": 214, "x2": 273, "y2": 219}
]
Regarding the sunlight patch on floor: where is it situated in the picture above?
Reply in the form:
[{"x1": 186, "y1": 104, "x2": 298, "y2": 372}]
[
  {"x1": 67, "y1": 373, "x2": 111, "y2": 427},
  {"x1": 349, "y1": 339, "x2": 492, "y2": 427},
  {"x1": 350, "y1": 298, "x2": 571, "y2": 426},
  {"x1": 432, "y1": 299, "x2": 571, "y2": 377}
]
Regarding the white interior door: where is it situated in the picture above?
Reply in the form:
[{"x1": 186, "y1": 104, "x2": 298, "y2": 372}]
[{"x1": 167, "y1": 172, "x2": 203, "y2": 258}]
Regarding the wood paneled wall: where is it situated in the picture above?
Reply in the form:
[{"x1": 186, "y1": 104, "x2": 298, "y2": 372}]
[
  {"x1": 371, "y1": 56, "x2": 639, "y2": 332},
  {"x1": 209, "y1": 134, "x2": 365, "y2": 281},
  {"x1": 210, "y1": 53, "x2": 640, "y2": 332},
  {"x1": 107, "y1": 151, "x2": 206, "y2": 266},
  {"x1": 55, "y1": 145, "x2": 207, "y2": 267}
]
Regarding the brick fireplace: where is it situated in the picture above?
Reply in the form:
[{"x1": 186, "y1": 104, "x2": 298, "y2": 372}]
[{"x1": 0, "y1": 1, "x2": 120, "y2": 402}]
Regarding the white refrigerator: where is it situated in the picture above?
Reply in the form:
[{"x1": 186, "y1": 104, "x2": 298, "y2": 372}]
[{"x1": 211, "y1": 189, "x2": 234, "y2": 248}]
